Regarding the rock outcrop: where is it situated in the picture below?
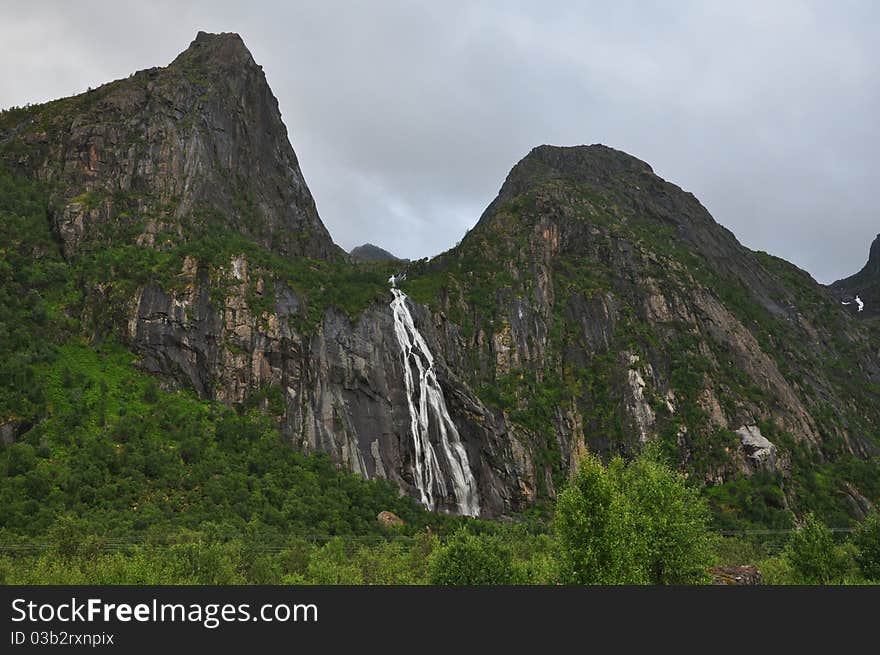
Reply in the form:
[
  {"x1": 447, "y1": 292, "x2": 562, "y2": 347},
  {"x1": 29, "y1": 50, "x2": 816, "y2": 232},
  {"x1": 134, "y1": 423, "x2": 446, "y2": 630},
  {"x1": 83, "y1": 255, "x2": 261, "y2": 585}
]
[
  {"x1": 710, "y1": 565, "x2": 763, "y2": 585},
  {"x1": 377, "y1": 511, "x2": 405, "y2": 528}
]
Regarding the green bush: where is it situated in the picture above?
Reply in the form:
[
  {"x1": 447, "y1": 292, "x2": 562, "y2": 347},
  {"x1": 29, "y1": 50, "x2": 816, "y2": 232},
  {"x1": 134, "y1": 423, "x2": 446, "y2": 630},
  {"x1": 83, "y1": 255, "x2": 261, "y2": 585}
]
[
  {"x1": 616, "y1": 455, "x2": 712, "y2": 584},
  {"x1": 428, "y1": 531, "x2": 516, "y2": 585}
]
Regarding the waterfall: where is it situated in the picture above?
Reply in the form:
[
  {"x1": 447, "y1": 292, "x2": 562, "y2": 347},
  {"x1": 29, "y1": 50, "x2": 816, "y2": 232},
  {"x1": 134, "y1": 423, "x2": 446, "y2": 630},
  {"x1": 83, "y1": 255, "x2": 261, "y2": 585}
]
[{"x1": 389, "y1": 288, "x2": 480, "y2": 517}]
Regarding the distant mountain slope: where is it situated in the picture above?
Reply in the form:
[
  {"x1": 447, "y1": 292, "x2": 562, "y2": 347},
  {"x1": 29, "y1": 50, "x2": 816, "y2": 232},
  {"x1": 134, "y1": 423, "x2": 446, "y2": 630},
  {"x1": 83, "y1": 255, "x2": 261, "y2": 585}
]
[
  {"x1": 829, "y1": 234, "x2": 880, "y2": 318},
  {"x1": 350, "y1": 243, "x2": 409, "y2": 263}
]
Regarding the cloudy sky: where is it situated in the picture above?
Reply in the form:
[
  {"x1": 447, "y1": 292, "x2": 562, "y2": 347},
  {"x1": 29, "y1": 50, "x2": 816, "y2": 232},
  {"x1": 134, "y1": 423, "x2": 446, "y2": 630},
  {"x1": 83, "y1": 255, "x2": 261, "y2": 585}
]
[{"x1": 1, "y1": 1, "x2": 877, "y2": 282}]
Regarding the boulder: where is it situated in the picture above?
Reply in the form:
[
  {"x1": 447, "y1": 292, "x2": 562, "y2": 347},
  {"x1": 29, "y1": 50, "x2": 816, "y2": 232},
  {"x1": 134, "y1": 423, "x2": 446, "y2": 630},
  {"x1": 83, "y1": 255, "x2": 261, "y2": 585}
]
[{"x1": 377, "y1": 511, "x2": 405, "y2": 528}]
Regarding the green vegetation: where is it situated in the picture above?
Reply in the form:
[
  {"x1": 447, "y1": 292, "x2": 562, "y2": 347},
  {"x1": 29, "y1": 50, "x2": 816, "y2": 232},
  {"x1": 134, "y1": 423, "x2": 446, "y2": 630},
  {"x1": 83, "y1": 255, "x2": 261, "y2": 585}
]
[
  {"x1": 0, "y1": 158, "x2": 455, "y2": 566},
  {"x1": 852, "y1": 510, "x2": 880, "y2": 581},
  {"x1": 427, "y1": 531, "x2": 517, "y2": 585},
  {"x1": 555, "y1": 450, "x2": 712, "y2": 585},
  {"x1": 0, "y1": 161, "x2": 74, "y2": 425},
  {"x1": 177, "y1": 222, "x2": 397, "y2": 332},
  {"x1": 399, "y1": 174, "x2": 880, "y2": 532},
  {"x1": 5, "y1": 443, "x2": 875, "y2": 584},
  {"x1": 0, "y1": 342, "x2": 449, "y2": 539},
  {"x1": 3, "y1": 101, "x2": 880, "y2": 586},
  {"x1": 782, "y1": 513, "x2": 847, "y2": 584},
  {"x1": 0, "y1": 530, "x2": 551, "y2": 585}
]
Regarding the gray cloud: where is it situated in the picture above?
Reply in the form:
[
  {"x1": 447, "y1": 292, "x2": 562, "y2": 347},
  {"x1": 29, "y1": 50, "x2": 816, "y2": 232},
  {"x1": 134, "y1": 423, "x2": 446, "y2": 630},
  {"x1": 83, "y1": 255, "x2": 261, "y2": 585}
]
[{"x1": 2, "y1": 0, "x2": 877, "y2": 282}]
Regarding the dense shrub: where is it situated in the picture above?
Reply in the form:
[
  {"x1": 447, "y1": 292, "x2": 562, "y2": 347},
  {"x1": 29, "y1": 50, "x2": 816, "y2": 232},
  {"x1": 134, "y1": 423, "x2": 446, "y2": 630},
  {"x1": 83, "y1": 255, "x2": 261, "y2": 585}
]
[
  {"x1": 428, "y1": 531, "x2": 516, "y2": 585},
  {"x1": 554, "y1": 451, "x2": 712, "y2": 585}
]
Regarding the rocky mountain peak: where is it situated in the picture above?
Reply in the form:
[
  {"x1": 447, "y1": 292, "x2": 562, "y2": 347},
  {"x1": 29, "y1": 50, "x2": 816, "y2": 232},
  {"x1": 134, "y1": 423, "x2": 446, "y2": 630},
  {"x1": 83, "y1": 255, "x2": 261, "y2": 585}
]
[
  {"x1": 522, "y1": 143, "x2": 654, "y2": 179},
  {"x1": 462, "y1": 141, "x2": 798, "y2": 329},
  {"x1": 868, "y1": 233, "x2": 880, "y2": 275},
  {"x1": 0, "y1": 31, "x2": 342, "y2": 261},
  {"x1": 494, "y1": 144, "x2": 655, "y2": 204},
  {"x1": 170, "y1": 31, "x2": 258, "y2": 74}
]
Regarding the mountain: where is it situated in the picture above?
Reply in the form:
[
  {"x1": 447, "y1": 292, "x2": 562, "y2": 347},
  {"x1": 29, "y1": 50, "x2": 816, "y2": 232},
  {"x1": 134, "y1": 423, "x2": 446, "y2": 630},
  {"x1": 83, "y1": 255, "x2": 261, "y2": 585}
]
[
  {"x1": 1, "y1": 31, "x2": 340, "y2": 261},
  {"x1": 829, "y1": 234, "x2": 880, "y2": 318},
  {"x1": 350, "y1": 243, "x2": 408, "y2": 263},
  {"x1": 401, "y1": 144, "x2": 880, "y2": 524},
  {"x1": 1, "y1": 34, "x2": 878, "y2": 530}
]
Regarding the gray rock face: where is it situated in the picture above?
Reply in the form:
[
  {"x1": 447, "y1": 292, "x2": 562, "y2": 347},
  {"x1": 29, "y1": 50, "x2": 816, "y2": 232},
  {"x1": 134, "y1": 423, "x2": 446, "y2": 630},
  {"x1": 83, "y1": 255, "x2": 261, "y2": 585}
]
[
  {"x1": 412, "y1": 143, "x2": 880, "y2": 490},
  {"x1": 5, "y1": 36, "x2": 879, "y2": 519},
  {"x1": 735, "y1": 425, "x2": 778, "y2": 473},
  {"x1": 125, "y1": 254, "x2": 533, "y2": 517},
  {"x1": 4, "y1": 31, "x2": 342, "y2": 261},
  {"x1": 0, "y1": 32, "x2": 530, "y2": 518},
  {"x1": 0, "y1": 419, "x2": 24, "y2": 446}
]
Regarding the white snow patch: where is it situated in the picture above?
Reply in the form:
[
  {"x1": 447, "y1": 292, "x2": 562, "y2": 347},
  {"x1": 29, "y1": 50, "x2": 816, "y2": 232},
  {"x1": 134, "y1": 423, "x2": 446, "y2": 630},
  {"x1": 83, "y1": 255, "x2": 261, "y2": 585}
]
[{"x1": 842, "y1": 295, "x2": 866, "y2": 312}]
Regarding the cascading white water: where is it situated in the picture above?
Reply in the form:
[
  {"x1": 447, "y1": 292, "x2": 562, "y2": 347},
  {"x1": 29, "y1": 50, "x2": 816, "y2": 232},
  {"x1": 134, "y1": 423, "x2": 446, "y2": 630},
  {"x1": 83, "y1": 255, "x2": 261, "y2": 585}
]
[{"x1": 389, "y1": 287, "x2": 480, "y2": 517}]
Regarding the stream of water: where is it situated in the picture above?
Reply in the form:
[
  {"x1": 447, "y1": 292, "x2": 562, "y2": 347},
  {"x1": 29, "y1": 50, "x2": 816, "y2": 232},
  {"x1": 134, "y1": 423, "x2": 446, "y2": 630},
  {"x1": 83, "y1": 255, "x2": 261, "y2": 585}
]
[{"x1": 389, "y1": 288, "x2": 480, "y2": 516}]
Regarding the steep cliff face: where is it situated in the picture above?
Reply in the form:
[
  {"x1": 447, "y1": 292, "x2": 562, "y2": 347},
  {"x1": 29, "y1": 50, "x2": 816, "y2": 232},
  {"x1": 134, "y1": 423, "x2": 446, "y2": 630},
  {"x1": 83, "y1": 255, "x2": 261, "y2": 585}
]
[
  {"x1": 2, "y1": 36, "x2": 878, "y2": 523},
  {"x1": 402, "y1": 145, "x2": 880, "y2": 517},
  {"x1": 1, "y1": 31, "x2": 340, "y2": 260},
  {"x1": 126, "y1": 254, "x2": 533, "y2": 516},
  {"x1": 830, "y1": 234, "x2": 880, "y2": 318},
  {"x1": 1, "y1": 32, "x2": 533, "y2": 517}
]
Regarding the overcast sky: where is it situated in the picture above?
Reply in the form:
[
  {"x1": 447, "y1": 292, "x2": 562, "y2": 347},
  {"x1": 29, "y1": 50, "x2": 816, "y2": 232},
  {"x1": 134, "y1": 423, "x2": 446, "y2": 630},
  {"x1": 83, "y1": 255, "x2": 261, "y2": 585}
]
[{"x1": 1, "y1": 1, "x2": 877, "y2": 283}]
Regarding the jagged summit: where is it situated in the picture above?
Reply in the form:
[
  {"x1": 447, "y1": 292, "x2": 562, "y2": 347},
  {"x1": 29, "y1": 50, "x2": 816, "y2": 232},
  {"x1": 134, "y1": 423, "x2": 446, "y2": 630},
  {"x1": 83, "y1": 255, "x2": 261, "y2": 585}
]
[
  {"x1": 865, "y1": 233, "x2": 880, "y2": 277},
  {"x1": 170, "y1": 31, "x2": 258, "y2": 72},
  {"x1": 3, "y1": 35, "x2": 880, "y2": 524},
  {"x1": 464, "y1": 143, "x2": 793, "y2": 320}
]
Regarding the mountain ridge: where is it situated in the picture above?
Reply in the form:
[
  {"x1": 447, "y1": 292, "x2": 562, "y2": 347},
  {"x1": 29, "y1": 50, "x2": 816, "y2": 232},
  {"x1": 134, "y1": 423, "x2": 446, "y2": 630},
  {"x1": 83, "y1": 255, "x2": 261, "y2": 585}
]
[{"x1": 0, "y1": 32, "x2": 878, "y2": 527}]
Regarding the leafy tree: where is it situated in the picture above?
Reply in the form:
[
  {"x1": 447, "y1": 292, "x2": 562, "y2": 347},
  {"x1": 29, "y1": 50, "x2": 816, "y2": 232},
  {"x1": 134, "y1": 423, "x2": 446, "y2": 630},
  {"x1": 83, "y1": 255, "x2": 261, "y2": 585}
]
[
  {"x1": 554, "y1": 450, "x2": 712, "y2": 585},
  {"x1": 615, "y1": 455, "x2": 712, "y2": 584},
  {"x1": 554, "y1": 453, "x2": 632, "y2": 584},
  {"x1": 305, "y1": 538, "x2": 363, "y2": 584},
  {"x1": 852, "y1": 510, "x2": 880, "y2": 582},
  {"x1": 784, "y1": 513, "x2": 846, "y2": 584}
]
